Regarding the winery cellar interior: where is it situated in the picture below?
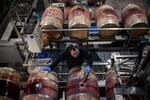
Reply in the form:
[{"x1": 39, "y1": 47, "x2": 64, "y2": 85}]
[{"x1": 0, "y1": 0, "x2": 150, "y2": 100}]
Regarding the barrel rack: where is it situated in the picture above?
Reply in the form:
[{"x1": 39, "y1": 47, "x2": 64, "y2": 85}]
[{"x1": 0, "y1": 0, "x2": 150, "y2": 99}]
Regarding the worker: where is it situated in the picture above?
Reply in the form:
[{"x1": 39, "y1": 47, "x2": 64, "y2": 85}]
[{"x1": 42, "y1": 43, "x2": 93, "y2": 73}]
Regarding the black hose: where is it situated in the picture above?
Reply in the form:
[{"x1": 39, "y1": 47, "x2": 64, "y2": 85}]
[
  {"x1": 132, "y1": 40, "x2": 150, "y2": 77},
  {"x1": 140, "y1": 49, "x2": 150, "y2": 70}
]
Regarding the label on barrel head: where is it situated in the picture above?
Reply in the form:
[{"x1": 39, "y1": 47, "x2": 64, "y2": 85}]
[{"x1": 52, "y1": 3, "x2": 65, "y2": 7}]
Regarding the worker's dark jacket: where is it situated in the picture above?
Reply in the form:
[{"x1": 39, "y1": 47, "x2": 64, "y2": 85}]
[{"x1": 51, "y1": 47, "x2": 93, "y2": 69}]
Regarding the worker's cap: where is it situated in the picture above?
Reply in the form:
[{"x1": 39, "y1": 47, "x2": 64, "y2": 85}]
[{"x1": 68, "y1": 43, "x2": 79, "y2": 51}]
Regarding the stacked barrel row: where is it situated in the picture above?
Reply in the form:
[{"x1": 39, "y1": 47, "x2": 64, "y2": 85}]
[
  {"x1": 0, "y1": 67, "x2": 59, "y2": 100},
  {"x1": 23, "y1": 67, "x2": 99, "y2": 100},
  {"x1": 0, "y1": 66, "x2": 99, "y2": 100},
  {"x1": 40, "y1": 5, "x2": 91, "y2": 47},
  {"x1": 40, "y1": 4, "x2": 149, "y2": 46}
]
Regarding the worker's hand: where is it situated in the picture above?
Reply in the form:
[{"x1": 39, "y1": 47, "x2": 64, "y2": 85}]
[
  {"x1": 41, "y1": 66, "x2": 51, "y2": 72},
  {"x1": 84, "y1": 66, "x2": 91, "y2": 73}
]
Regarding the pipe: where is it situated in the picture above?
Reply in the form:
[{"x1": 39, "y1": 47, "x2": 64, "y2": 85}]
[{"x1": 41, "y1": 27, "x2": 150, "y2": 32}]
